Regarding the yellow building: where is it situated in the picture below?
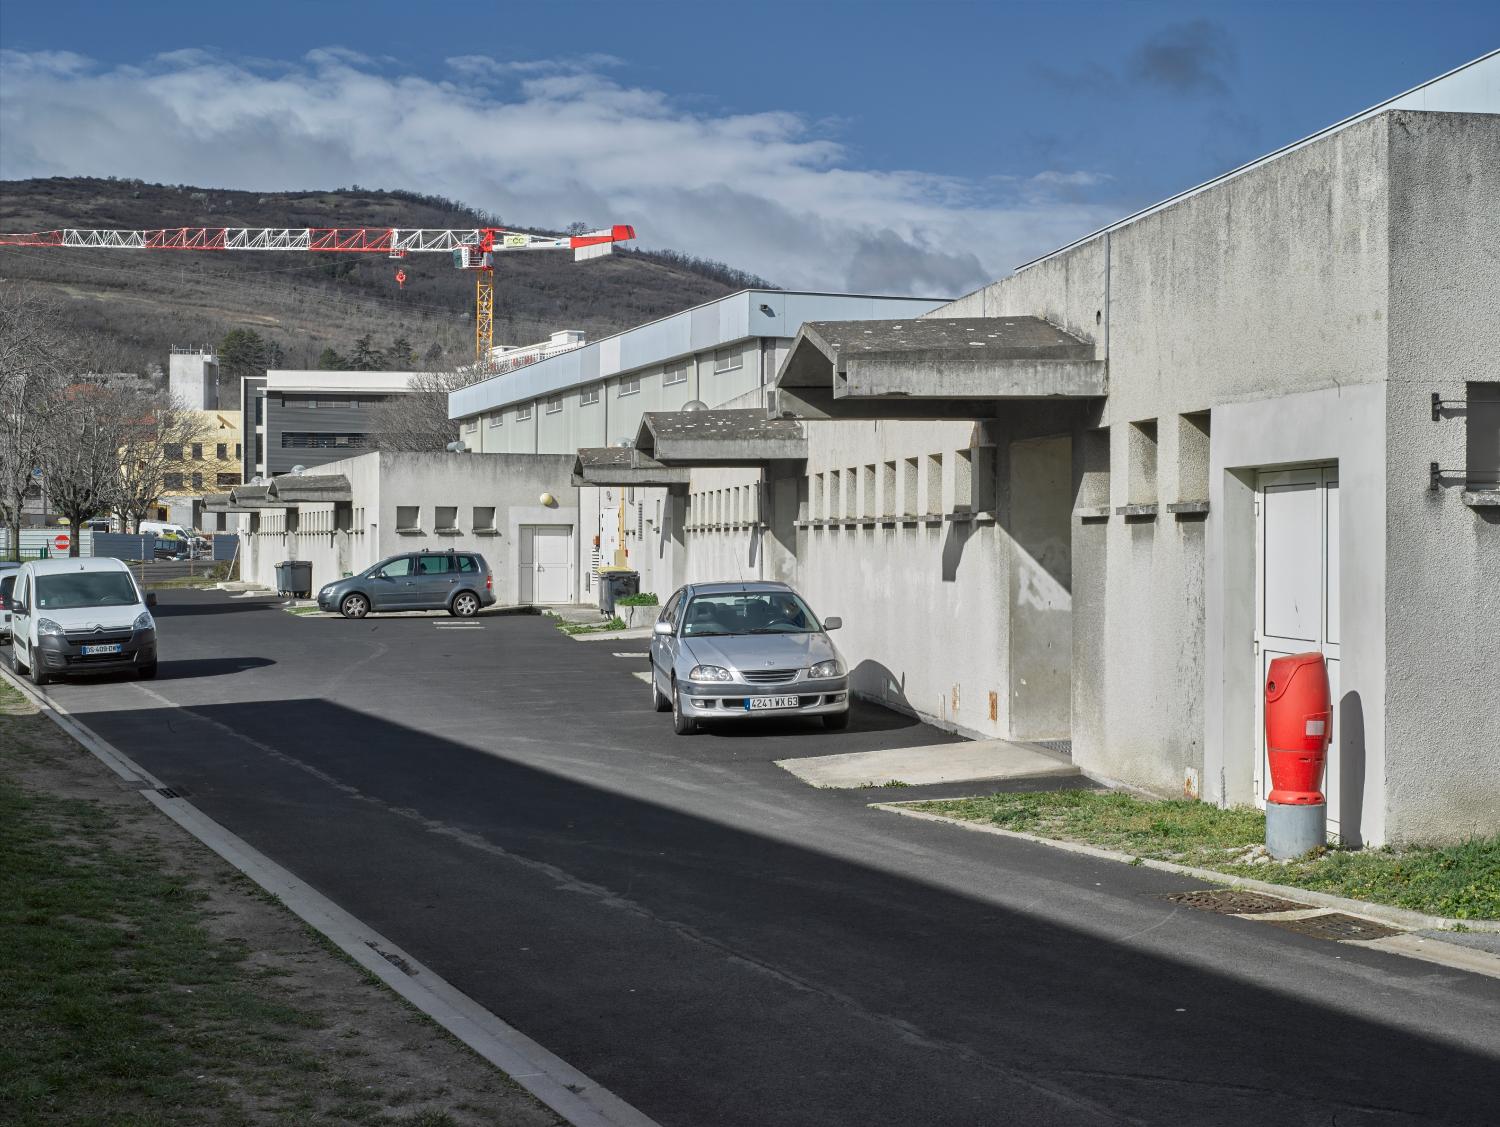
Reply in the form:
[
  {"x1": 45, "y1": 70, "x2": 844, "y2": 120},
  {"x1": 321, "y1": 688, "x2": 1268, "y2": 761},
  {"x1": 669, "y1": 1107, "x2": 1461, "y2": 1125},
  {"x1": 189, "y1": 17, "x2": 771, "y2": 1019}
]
[{"x1": 158, "y1": 409, "x2": 243, "y2": 529}]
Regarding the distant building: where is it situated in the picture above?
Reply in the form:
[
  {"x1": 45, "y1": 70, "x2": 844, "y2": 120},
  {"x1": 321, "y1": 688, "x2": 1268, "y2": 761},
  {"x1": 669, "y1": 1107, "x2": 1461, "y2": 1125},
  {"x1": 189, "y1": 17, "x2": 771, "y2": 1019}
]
[
  {"x1": 168, "y1": 348, "x2": 220, "y2": 410},
  {"x1": 159, "y1": 409, "x2": 242, "y2": 529}
]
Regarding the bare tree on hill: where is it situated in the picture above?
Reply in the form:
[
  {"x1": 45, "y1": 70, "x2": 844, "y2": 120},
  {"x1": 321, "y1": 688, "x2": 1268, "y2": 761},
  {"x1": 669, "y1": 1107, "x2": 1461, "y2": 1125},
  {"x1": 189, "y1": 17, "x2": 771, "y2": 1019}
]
[
  {"x1": 368, "y1": 368, "x2": 480, "y2": 453},
  {"x1": 0, "y1": 285, "x2": 74, "y2": 558}
]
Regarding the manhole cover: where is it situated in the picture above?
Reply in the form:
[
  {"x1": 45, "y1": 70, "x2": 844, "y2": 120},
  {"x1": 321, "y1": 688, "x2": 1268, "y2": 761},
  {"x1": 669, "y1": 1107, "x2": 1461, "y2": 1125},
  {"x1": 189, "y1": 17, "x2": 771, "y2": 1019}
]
[
  {"x1": 1167, "y1": 888, "x2": 1303, "y2": 914},
  {"x1": 1261, "y1": 913, "x2": 1401, "y2": 942}
]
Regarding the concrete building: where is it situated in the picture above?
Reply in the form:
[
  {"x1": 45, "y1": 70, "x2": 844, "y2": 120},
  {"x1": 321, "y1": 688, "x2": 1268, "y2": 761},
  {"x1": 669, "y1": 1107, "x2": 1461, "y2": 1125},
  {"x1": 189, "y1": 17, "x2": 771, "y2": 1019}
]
[
  {"x1": 447, "y1": 291, "x2": 947, "y2": 598},
  {"x1": 240, "y1": 369, "x2": 421, "y2": 482},
  {"x1": 218, "y1": 451, "x2": 579, "y2": 602},
  {"x1": 168, "y1": 348, "x2": 220, "y2": 411},
  {"x1": 160, "y1": 409, "x2": 242, "y2": 530},
  {"x1": 466, "y1": 55, "x2": 1497, "y2": 847}
]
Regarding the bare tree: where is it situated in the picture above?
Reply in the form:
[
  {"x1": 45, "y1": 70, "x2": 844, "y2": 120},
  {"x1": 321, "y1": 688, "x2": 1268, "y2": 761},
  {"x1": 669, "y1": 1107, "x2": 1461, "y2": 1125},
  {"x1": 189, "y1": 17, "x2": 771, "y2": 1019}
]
[
  {"x1": 42, "y1": 382, "x2": 128, "y2": 556},
  {"x1": 115, "y1": 388, "x2": 213, "y2": 534},
  {"x1": 369, "y1": 369, "x2": 479, "y2": 453},
  {"x1": 0, "y1": 285, "x2": 74, "y2": 560}
]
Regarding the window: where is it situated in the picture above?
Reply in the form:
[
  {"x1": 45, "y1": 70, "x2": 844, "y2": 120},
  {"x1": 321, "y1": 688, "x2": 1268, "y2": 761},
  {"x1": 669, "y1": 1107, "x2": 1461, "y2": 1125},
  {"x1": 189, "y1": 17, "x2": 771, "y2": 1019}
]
[
  {"x1": 664, "y1": 361, "x2": 690, "y2": 386},
  {"x1": 235, "y1": 443, "x2": 242, "y2": 459},
  {"x1": 191, "y1": 472, "x2": 203, "y2": 490},
  {"x1": 1128, "y1": 419, "x2": 1159, "y2": 504},
  {"x1": 456, "y1": 555, "x2": 479, "y2": 573},
  {"x1": 374, "y1": 556, "x2": 413, "y2": 578},
  {"x1": 435, "y1": 505, "x2": 458, "y2": 530},
  {"x1": 254, "y1": 397, "x2": 263, "y2": 425},
  {"x1": 714, "y1": 348, "x2": 741, "y2": 374},
  {"x1": 217, "y1": 472, "x2": 240, "y2": 487},
  {"x1": 580, "y1": 386, "x2": 600, "y2": 406},
  {"x1": 488, "y1": 413, "x2": 502, "y2": 428},
  {"x1": 280, "y1": 433, "x2": 368, "y2": 448},
  {"x1": 517, "y1": 404, "x2": 532, "y2": 421},
  {"x1": 618, "y1": 377, "x2": 640, "y2": 397},
  {"x1": 216, "y1": 443, "x2": 227, "y2": 460},
  {"x1": 396, "y1": 506, "x2": 420, "y2": 531},
  {"x1": 546, "y1": 395, "x2": 563, "y2": 414},
  {"x1": 463, "y1": 418, "x2": 478, "y2": 433},
  {"x1": 254, "y1": 434, "x2": 262, "y2": 464},
  {"x1": 1177, "y1": 412, "x2": 1211, "y2": 501},
  {"x1": 1466, "y1": 382, "x2": 1499, "y2": 489},
  {"x1": 417, "y1": 554, "x2": 452, "y2": 575},
  {"x1": 163, "y1": 472, "x2": 185, "y2": 489},
  {"x1": 164, "y1": 444, "x2": 183, "y2": 460},
  {"x1": 473, "y1": 506, "x2": 496, "y2": 531},
  {"x1": 191, "y1": 443, "x2": 203, "y2": 460}
]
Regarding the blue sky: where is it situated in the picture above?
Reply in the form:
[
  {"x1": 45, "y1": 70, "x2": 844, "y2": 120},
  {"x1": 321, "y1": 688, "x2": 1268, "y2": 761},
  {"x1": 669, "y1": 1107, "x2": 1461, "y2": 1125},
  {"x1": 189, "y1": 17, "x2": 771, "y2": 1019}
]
[{"x1": 1, "y1": 1, "x2": 1496, "y2": 293}]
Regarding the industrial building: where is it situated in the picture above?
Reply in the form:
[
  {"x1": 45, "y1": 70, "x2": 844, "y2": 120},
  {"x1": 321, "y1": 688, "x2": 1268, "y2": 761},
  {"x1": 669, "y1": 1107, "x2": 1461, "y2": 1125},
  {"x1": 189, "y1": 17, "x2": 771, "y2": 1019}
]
[{"x1": 444, "y1": 56, "x2": 1499, "y2": 846}]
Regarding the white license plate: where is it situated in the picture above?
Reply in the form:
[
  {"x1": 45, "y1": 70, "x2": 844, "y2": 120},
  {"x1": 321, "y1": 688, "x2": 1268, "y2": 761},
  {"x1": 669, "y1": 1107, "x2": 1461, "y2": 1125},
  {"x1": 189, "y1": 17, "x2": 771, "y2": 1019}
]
[
  {"x1": 747, "y1": 695, "x2": 799, "y2": 711},
  {"x1": 82, "y1": 643, "x2": 123, "y2": 655}
]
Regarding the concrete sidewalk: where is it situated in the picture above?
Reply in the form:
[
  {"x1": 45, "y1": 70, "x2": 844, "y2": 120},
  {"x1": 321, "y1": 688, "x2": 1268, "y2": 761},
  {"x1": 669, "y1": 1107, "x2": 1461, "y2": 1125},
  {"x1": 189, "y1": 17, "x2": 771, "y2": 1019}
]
[{"x1": 777, "y1": 738, "x2": 1079, "y2": 789}]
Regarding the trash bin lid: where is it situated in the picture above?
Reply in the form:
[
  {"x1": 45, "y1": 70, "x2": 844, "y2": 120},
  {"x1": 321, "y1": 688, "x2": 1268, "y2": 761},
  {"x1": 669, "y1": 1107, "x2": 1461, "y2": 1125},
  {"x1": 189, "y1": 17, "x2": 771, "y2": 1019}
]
[{"x1": 597, "y1": 565, "x2": 634, "y2": 575}]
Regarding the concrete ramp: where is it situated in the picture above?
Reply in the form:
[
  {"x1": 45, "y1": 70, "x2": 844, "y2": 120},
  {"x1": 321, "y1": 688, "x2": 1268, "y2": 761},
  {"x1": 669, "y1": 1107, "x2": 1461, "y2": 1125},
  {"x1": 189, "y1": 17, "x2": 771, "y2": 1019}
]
[{"x1": 776, "y1": 739, "x2": 1079, "y2": 789}]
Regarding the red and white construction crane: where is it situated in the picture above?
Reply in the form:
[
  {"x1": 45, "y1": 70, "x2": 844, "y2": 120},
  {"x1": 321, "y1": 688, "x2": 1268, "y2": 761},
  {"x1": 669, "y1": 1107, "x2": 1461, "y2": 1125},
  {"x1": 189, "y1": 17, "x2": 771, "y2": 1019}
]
[{"x1": 0, "y1": 223, "x2": 637, "y2": 364}]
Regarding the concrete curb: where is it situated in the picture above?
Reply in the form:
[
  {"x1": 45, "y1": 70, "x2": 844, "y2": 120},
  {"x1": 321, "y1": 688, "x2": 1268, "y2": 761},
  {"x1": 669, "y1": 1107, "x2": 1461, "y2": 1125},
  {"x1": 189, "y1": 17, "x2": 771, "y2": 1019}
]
[
  {"x1": 0, "y1": 663, "x2": 663, "y2": 1127},
  {"x1": 870, "y1": 803, "x2": 1500, "y2": 935}
]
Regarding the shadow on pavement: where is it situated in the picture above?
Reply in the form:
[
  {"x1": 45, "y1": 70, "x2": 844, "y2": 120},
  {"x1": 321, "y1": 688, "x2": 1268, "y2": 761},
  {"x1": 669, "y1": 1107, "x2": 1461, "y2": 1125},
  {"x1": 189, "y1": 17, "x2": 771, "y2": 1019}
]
[{"x1": 68, "y1": 693, "x2": 1500, "y2": 1127}]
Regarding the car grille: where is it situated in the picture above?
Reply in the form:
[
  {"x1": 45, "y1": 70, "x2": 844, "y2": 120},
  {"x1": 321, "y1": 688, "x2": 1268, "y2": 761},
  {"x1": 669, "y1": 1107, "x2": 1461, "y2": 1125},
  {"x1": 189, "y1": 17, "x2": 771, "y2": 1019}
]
[
  {"x1": 742, "y1": 668, "x2": 799, "y2": 684},
  {"x1": 65, "y1": 631, "x2": 132, "y2": 646}
]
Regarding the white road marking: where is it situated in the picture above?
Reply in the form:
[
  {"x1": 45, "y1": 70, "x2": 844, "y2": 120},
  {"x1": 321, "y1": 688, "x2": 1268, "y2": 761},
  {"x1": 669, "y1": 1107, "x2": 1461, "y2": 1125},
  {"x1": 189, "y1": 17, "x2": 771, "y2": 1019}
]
[{"x1": 632, "y1": 672, "x2": 653, "y2": 684}]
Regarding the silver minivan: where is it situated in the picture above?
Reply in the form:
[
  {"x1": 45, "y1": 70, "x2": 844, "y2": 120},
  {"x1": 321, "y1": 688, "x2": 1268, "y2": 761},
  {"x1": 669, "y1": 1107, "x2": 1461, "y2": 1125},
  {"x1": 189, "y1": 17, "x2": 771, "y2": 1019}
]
[{"x1": 10, "y1": 557, "x2": 158, "y2": 685}]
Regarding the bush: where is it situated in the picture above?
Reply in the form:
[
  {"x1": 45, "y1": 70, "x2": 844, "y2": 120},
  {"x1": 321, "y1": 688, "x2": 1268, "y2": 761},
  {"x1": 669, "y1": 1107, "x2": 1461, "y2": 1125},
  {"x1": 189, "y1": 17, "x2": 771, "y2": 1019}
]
[{"x1": 617, "y1": 592, "x2": 659, "y2": 606}]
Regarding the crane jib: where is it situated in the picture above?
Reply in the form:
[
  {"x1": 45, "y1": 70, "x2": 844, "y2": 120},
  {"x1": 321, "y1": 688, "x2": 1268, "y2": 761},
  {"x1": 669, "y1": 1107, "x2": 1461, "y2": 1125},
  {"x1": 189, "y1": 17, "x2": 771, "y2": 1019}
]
[{"x1": 0, "y1": 226, "x2": 634, "y2": 255}]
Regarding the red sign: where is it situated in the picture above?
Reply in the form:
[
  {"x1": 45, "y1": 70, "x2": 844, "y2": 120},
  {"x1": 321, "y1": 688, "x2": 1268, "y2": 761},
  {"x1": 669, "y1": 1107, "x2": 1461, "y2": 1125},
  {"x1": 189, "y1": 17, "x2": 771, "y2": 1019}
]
[{"x1": 53, "y1": 533, "x2": 70, "y2": 552}]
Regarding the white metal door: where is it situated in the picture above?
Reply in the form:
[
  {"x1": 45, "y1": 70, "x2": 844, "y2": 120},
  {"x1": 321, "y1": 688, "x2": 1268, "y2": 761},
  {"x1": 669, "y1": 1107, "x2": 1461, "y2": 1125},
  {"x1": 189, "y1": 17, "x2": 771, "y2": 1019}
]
[
  {"x1": 1254, "y1": 465, "x2": 1341, "y2": 834},
  {"x1": 522, "y1": 525, "x2": 573, "y2": 604}
]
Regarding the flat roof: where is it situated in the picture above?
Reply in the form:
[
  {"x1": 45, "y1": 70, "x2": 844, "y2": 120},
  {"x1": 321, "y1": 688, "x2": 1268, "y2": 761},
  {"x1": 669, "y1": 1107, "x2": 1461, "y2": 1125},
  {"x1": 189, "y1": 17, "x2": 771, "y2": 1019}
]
[
  {"x1": 448, "y1": 289, "x2": 947, "y2": 420},
  {"x1": 267, "y1": 370, "x2": 421, "y2": 393},
  {"x1": 1018, "y1": 50, "x2": 1499, "y2": 273}
]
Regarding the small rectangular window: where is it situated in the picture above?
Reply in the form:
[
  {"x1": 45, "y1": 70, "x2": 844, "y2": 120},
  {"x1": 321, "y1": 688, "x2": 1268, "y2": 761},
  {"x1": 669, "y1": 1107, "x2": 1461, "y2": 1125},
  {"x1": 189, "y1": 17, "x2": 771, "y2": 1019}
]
[
  {"x1": 1128, "y1": 419, "x2": 1159, "y2": 504},
  {"x1": 517, "y1": 404, "x2": 532, "y2": 421},
  {"x1": 473, "y1": 506, "x2": 496, "y2": 531},
  {"x1": 191, "y1": 444, "x2": 202, "y2": 460},
  {"x1": 546, "y1": 395, "x2": 563, "y2": 414},
  {"x1": 488, "y1": 413, "x2": 502, "y2": 428},
  {"x1": 580, "y1": 386, "x2": 600, "y2": 406},
  {"x1": 216, "y1": 472, "x2": 240, "y2": 487},
  {"x1": 463, "y1": 418, "x2": 478, "y2": 433},
  {"x1": 435, "y1": 505, "x2": 458, "y2": 530},
  {"x1": 1466, "y1": 382, "x2": 1500, "y2": 489},
  {"x1": 191, "y1": 472, "x2": 203, "y2": 490},
  {"x1": 417, "y1": 554, "x2": 452, "y2": 575},
  {"x1": 714, "y1": 348, "x2": 741, "y2": 374},
  {"x1": 618, "y1": 377, "x2": 641, "y2": 397},
  {"x1": 164, "y1": 472, "x2": 184, "y2": 490},
  {"x1": 926, "y1": 453, "x2": 943, "y2": 515},
  {"x1": 216, "y1": 443, "x2": 227, "y2": 460},
  {"x1": 663, "y1": 361, "x2": 690, "y2": 386},
  {"x1": 164, "y1": 444, "x2": 183, "y2": 460},
  {"x1": 396, "y1": 506, "x2": 420, "y2": 530}
]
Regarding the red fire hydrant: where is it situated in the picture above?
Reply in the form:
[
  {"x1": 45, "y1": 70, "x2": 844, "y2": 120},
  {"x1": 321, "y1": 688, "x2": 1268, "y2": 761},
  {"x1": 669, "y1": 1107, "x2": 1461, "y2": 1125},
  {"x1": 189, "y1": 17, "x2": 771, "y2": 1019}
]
[{"x1": 1264, "y1": 652, "x2": 1331, "y2": 858}]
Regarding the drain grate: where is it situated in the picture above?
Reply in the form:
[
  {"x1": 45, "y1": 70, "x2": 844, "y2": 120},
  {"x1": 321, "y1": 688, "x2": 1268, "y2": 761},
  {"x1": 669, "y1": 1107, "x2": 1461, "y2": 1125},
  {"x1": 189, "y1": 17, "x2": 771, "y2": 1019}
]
[
  {"x1": 1034, "y1": 739, "x2": 1072, "y2": 757},
  {"x1": 1167, "y1": 888, "x2": 1304, "y2": 915},
  {"x1": 155, "y1": 786, "x2": 187, "y2": 799},
  {"x1": 1261, "y1": 913, "x2": 1401, "y2": 942}
]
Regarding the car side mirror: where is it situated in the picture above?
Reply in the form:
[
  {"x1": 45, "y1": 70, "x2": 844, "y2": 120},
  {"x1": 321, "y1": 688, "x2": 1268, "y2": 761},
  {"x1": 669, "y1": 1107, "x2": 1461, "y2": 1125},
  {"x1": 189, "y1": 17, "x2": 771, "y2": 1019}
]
[
  {"x1": 823, "y1": 616, "x2": 842, "y2": 632},
  {"x1": 12, "y1": 601, "x2": 26, "y2": 616},
  {"x1": 146, "y1": 592, "x2": 158, "y2": 607},
  {"x1": 653, "y1": 620, "x2": 674, "y2": 636}
]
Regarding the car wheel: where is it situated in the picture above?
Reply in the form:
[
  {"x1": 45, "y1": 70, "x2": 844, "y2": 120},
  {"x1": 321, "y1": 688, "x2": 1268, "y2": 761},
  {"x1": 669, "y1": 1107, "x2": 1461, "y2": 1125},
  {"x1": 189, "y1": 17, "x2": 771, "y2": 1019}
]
[
  {"x1": 14, "y1": 648, "x2": 29, "y2": 676},
  {"x1": 671, "y1": 681, "x2": 696, "y2": 735},
  {"x1": 138, "y1": 661, "x2": 158, "y2": 681},
  {"x1": 450, "y1": 591, "x2": 480, "y2": 617},
  {"x1": 651, "y1": 672, "x2": 671, "y2": 712},
  {"x1": 340, "y1": 593, "x2": 369, "y2": 619},
  {"x1": 823, "y1": 711, "x2": 849, "y2": 731},
  {"x1": 29, "y1": 655, "x2": 49, "y2": 687}
]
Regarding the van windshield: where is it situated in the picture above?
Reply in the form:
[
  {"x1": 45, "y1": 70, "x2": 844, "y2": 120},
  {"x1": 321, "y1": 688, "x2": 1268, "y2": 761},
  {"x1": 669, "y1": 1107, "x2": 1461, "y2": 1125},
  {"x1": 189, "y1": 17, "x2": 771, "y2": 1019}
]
[{"x1": 35, "y1": 572, "x2": 140, "y2": 610}]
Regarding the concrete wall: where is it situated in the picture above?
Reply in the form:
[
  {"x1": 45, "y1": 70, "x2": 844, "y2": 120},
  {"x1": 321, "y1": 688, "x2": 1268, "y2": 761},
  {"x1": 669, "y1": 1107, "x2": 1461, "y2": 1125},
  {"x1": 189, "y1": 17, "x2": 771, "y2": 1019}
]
[{"x1": 1382, "y1": 111, "x2": 1500, "y2": 843}]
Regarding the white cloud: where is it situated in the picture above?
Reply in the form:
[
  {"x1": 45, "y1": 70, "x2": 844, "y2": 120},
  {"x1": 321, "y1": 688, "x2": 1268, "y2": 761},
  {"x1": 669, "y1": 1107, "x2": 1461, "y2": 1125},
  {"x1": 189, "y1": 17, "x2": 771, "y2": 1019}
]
[{"x1": 0, "y1": 49, "x2": 1121, "y2": 295}]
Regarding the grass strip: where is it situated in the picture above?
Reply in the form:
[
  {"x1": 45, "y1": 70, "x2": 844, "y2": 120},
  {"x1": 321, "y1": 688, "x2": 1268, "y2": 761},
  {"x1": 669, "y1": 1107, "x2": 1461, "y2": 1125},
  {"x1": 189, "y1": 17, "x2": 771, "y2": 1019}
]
[{"x1": 910, "y1": 789, "x2": 1500, "y2": 921}]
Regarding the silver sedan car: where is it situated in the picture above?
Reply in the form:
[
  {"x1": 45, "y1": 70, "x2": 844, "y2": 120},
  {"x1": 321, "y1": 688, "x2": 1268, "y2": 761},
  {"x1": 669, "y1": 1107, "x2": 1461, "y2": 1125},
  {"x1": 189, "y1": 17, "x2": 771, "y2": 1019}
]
[{"x1": 649, "y1": 581, "x2": 850, "y2": 735}]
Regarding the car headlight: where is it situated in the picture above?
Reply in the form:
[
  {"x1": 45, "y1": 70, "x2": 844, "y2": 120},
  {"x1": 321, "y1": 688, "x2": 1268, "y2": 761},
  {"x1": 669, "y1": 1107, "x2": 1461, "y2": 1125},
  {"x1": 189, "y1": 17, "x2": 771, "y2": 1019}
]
[
  {"x1": 36, "y1": 618, "x2": 65, "y2": 636},
  {"x1": 133, "y1": 610, "x2": 155, "y2": 632},
  {"x1": 688, "y1": 665, "x2": 733, "y2": 682},
  {"x1": 809, "y1": 659, "x2": 845, "y2": 678}
]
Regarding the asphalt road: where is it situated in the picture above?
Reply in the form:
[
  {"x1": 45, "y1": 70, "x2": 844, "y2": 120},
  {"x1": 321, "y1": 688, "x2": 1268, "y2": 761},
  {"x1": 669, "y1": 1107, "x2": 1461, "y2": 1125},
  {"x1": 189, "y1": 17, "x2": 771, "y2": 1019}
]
[{"x1": 13, "y1": 590, "x2": 1500, "y2": 1127}]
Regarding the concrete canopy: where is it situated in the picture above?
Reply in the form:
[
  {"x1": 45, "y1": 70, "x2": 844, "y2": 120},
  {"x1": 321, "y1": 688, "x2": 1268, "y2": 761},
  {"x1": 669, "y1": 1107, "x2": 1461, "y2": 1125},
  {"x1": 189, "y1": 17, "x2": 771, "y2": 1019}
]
[
  {"x1": 266, "y1": 473, "x2": 353, "y2": 504},
  {"x1": 634, "y1": 409, "x2": 806, "y2": 467},
  {"x1": 571, "y1": 446, "x2": 691, "y2": 488},
  {"x1": 772, "y1": 317, "x2": 1107, "y2": 420},
  {"x1": 223, "y1": 483, "x2": 288, "y2": 511}
]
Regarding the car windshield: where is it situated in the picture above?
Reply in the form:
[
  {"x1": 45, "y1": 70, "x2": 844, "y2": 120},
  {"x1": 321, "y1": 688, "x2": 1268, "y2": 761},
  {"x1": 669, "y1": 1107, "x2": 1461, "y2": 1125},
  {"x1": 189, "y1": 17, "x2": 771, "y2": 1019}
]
[
  {"x1": 35, "y1": 571, "x2": 140, "y2": 610},
  {"x1": 681, "y1": 592, "x2": 821, "y2": 637}
]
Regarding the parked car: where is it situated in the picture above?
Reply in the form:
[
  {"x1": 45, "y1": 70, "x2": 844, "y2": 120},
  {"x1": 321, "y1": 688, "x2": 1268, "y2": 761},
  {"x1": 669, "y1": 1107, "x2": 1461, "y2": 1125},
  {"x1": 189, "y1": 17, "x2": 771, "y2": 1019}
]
[
  {"x1": 317, "y1": 550, "x2": 494, "y2": 619},
  {"x1": 9, "y1": 557, "x2": 158, "y2": 685},
  {"x1": 649, "y1": 580, "x2": 849, "y2": 735},
  {"x1": 0, "y1": 561, "x2": 19, "y2": 641}
]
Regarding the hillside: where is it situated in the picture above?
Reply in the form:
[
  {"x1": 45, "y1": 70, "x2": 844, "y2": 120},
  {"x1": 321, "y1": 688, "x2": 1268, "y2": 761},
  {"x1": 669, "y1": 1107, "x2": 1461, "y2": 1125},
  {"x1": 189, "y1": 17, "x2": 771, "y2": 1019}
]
[{"x1": 0, "y1": 177, "x2": 772, "y2": 379}]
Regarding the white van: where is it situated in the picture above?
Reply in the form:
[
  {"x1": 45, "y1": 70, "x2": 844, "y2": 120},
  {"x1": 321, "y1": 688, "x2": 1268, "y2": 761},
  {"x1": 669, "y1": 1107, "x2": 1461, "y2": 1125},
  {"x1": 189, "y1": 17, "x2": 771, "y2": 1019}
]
[
  {"x1": 139, "y1": 520, "x2": 192, "y2": 540},
  {"x1": 9, "y1": 557, "x2": 158, "y2": 685}
]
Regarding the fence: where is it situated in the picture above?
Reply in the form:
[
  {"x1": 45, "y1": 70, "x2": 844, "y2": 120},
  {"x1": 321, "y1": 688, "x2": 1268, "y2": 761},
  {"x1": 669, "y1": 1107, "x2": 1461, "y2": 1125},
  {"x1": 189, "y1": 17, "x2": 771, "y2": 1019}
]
[{"x1": 0, "y1": 529, "x2": 94, "y2": 559}]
